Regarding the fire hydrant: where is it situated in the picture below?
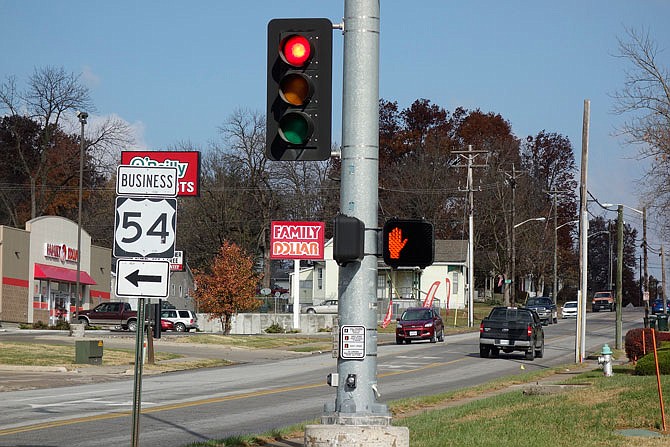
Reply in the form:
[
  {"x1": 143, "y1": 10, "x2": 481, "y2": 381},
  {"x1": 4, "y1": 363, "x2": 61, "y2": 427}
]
[{"x1": 597, "y1": 344, "x2": 613, "y2": 377}]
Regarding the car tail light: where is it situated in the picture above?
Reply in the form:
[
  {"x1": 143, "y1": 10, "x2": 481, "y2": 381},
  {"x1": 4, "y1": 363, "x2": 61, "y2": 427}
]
[
  {"x1": 527, "y1": 325, "x2": 533, "y2": 337},
  {"x1": 480, "y1": 322, "x2": 484, "y2": 333},
  {"x1": 189, "y1": 319, "x2": 194, "y2": 324}
]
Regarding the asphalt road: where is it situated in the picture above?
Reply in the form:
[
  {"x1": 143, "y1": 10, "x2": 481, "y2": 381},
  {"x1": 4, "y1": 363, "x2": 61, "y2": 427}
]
[{"x1": 0, "y1": 308, "x2": 644, "y2": 447}]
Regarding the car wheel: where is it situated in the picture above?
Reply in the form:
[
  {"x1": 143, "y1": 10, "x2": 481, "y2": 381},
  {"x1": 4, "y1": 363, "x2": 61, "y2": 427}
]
[
  {"x1": 553, "y1": 317, "x2": 558, "y2": 324},
  {"x1": 479, "y1": 345, "x2": 490, "y2": 358},
  {"x1": 438, "y1": 329, "x2": 444, "y2": 342},
  {"x1": 525, "y1": 344, "x2": 536, "y2": 361},
  {"x1": 490, "y1": 347, "x2": 500, "y2": 357},
  {"x1": 175, "y1": 322, "x2": 186, "y2": 332},
  {"x1": 78, "y1": 317, "x2": 89, "y2": 327},
  {"x1": 396, "y1": 337, "x2": 403, "y2": 345},
  {"x1": 306, "y1": 309, "x2": 316, "y2": 314},
  {"x1": 127, "y1": 319, "x2": 138, "y2": 332},
  {"x1": 536, "y1": 340, "x2": 545, "y2": 358}
]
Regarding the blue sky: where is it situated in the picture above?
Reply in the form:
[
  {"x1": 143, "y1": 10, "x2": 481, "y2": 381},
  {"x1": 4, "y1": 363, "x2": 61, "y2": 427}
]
[{"x1": 2, "y1": 1, "x2": 669, "y2": 255}]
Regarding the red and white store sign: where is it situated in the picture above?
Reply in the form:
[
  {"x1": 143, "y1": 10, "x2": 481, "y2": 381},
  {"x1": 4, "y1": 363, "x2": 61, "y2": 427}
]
[
  {"x1": 270, "y1": 221, "x2": 325, "y2": 260},
  {"x1": 44, "y1": 243, "x2": 78, "y2": 263}
]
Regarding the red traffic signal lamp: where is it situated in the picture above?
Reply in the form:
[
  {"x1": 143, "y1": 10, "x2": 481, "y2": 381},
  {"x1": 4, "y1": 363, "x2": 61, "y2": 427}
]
[
  {"x1": 266, "y1": 18, "x2": 332, "y2": 161},
  {"x1": 382, "y1": 219, "x2": 435, "y2": 269}
]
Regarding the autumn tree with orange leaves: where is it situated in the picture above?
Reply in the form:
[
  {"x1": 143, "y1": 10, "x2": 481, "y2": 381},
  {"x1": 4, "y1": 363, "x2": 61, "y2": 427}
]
[{"x1": 193, "y1": 240, "x2": 261, "y2": 334}]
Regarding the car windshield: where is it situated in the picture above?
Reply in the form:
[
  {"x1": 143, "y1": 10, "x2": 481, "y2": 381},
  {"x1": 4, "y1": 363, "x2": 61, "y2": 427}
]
[
  {"x1": 527, "y1": 298, "x2": 550, "y2": 306},
  {"x1": 564, "y1": 302, "x2": 577, "y2": 308},
  {"x1": 401, "y1": 309, "x2": 432, "y2": 321}
]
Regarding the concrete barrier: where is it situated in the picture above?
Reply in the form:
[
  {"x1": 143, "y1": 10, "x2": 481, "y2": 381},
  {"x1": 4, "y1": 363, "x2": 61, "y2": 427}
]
[{"x1": 196, "y1": 313, "x2": 337, "y2": 334}]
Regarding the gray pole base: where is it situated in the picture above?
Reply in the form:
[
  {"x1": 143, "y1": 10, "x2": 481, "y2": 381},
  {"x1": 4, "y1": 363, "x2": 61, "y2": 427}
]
[{"x1": 304, "y1": 424, "x2": 409, "y2": 447}]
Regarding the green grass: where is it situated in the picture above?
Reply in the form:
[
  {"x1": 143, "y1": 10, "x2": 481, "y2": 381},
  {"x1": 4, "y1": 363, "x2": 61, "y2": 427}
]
[
  {"x1": 0, "y1": 341, "x2": 231, "y2": 371},
  {"x1": 172, "y1": 334, "x2": 329, "y2": 350},
  {"x1": 400, "y1": 366, "x2": 669, "y2": 446}
]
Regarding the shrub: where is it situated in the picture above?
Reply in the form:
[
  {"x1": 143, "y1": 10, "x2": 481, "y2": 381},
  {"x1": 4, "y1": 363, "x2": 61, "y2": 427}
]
[
  {"x1": 634, "y1": 342, "x2": 670, "y2": 375},
  {"x1": 265, "y1": 322, "x2": 285, "y2": 333},
  {"x1": 624, "y1": 328, "x2": 670, "y2": 362}
]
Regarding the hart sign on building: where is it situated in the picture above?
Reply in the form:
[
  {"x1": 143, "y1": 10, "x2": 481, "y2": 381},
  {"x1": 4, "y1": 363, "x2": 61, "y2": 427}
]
[
  {"x1": 270, "y1": 221, "x2": 325, "y2": 260},
  {"x1": 121, "y1": 151, "x2": 201, "y2": 196}
]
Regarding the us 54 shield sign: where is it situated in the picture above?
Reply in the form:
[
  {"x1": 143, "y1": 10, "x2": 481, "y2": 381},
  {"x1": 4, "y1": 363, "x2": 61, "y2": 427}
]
[{"x1": 113, "y1": 197, "x2": 177, "y2": 258}]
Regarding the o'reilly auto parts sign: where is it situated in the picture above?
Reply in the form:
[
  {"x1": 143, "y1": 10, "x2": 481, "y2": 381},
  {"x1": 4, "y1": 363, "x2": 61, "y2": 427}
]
[{"x1": 121, "y1": 151, "x2": 201, "y2": 197}]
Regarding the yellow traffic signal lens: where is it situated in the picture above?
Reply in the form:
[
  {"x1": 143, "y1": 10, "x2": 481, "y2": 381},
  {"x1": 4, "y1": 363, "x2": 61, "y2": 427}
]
[
  {"x1": 279, "y1": 73, "x2": 312, "y2": 106},
  {"x1": 281, "y1": 34, "x2": 311, "y2": 67},
  {"x1": 278, "y1": 112, "x2": 313, "y2": 145}
]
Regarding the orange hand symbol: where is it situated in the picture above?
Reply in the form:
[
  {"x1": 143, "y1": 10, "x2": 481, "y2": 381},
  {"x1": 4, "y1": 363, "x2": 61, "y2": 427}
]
[{"x1": 388, "y1": 227, "x2": 408, "y2": 259}]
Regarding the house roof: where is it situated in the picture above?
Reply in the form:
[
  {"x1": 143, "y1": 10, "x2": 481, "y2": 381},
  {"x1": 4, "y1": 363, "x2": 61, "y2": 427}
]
[{"x1": 434, "y1": 240, "x2": 468, "y2": 263}]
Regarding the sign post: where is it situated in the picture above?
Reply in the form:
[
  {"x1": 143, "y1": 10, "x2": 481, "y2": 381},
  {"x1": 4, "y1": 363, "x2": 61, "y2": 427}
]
[{"x1": 115, "y1": 163, "x2": 180, "y2": 447}]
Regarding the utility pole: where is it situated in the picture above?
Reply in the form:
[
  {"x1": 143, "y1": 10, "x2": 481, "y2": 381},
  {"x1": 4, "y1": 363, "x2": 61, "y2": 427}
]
[
  {"x1": 643, "y1": 207, "x2": 650, "y2": 324},
  {"x1": 615, "y1": 205, "x2": 624, "y2": 350},
  {"x1": 504, "y1": 165, "x2": 521, "y2": 306},
  {"x1": 453, "y1": 145, "x2": 487, "y2": 327},
  {"x1": 576, "y1": 99, "x2": 590, "y2": 363},
  {"x1": 662, "y1": 245, "x2": 667, "y2": 314}
]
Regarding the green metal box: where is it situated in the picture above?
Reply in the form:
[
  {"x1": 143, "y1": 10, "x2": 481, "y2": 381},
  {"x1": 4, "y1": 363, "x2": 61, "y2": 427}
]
[{"x1": 75, "y1": 340, "x2": 104, "y2": 365}]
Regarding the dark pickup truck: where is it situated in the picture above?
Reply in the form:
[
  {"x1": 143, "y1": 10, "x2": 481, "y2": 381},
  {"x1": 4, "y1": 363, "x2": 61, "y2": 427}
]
[
  {"x1": 77, "y1": 302, "x2": 138, "y2": 331},
  {"x1": 479, "y1": 307, "x2": 545, "y2": 360},
  {"x1": 525, "y1": 296, "x2": 558, "y2": 325}
]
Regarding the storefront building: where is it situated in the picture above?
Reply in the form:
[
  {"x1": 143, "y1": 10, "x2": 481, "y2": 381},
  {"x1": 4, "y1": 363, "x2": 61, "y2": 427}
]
[{"x1": 0, "y1": 216, "x2": 111, "y2": 325}]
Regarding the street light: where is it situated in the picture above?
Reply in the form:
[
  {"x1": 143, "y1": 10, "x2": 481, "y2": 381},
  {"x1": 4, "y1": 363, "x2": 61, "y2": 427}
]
[
  {"x1": 554, "y1": 219, "x2": 579, "y2": 301},
  {"x1": 600, "y1": 203, "x2": 644, "y2": 349},
  {"x1": 511, "y1": 217, "x2": 546, "y2": 305},
  {"x1": 75, "y1": 111, "x2": 87, "y2": 321}
]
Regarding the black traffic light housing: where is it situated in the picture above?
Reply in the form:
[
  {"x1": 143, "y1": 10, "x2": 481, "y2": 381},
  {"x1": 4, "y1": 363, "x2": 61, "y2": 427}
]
[
  {"x1": 266, "y1": 18, "x2": 332, "y2": 161},
  {"x1": 333, "y1": 214, "x2": 364, "y2": 266},
  {"x1": 382, "y1": 218, "x2": 435, "y2": 269}
]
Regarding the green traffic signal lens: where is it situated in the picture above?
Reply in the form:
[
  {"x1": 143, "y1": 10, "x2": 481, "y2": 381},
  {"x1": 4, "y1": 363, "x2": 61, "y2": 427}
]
[{"x1": 278, "y1": 112, "x2": 313, "y2": 145}]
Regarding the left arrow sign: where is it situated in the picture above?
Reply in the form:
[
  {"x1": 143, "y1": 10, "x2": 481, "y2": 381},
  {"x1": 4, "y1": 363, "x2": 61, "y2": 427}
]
[
  {"x1": 126, "y1": 269, "x2": 163, "y2": 287},
  {"x1": 116, "y1": 259, "x2": 170, "y2": 298}
]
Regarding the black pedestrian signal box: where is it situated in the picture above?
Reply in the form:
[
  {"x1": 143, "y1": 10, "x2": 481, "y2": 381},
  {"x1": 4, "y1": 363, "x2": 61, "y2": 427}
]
[
  {"x1": 382, "y1": 219, "x2": 435, "y2": 269},
  {"x1": 266, "y1": 18, "x2": 332, "y2": 161},
  {"x1": 333, "y1": 214, "x2": 364, "y2": 266}
]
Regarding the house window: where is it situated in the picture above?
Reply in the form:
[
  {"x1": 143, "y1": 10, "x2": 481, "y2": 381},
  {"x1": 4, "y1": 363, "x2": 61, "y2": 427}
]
[
  {"x1": 453, "y1": 272, "x2": 459, "y2": 294},
  {"x1": 377, "y1": 274, "x2": 387, "y2": 299},
  {"x1": 317, "y1": 267, "x2": 323, "y2": 290}
]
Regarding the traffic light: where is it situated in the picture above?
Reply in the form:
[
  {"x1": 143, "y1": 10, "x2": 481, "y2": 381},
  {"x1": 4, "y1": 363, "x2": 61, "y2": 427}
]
[
  {"x1": 266, "y1": 18, "x2": 332, "y2": 161},
  {"x1": 333, "y1": 214, "x2": 364, "y2": 266},
  {"x1": 382, "y1": 218, "x2": 435, "y2": 269}
]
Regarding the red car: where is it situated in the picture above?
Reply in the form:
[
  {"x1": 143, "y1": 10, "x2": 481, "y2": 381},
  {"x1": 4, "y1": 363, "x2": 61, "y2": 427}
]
[
  {"x1": 395, "y1": 307, "x2": 445, "y2": 344},
  {"x1": 160, "y1": 319, "x2": 175, "y2": 331}
]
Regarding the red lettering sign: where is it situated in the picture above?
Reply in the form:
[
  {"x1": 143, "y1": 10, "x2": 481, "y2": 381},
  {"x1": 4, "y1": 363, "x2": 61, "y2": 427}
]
[{"x1": 270, "y1": 221, "x2": 325, "y2": 260}]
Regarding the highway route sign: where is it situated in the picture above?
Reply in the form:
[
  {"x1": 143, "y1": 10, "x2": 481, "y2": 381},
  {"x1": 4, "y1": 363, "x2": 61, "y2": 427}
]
[
  {"x1": 114, "y1": 197, "x2": 177, "y2": 258},
  {"x1": 116, "y1": 259, "x2": 170, "y2": 298}
]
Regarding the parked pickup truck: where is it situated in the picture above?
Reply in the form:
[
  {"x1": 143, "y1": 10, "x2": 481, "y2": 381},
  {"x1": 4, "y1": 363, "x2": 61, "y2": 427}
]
[
  {"x1": 525, "y1": 296, "x2": 558, "y2": 325},
  {"x1": 592, "y1": 291, "x2": 615, "y2": 312},
  {"x1": 479, "y1": 307, "x2": 545, "y2": 360},
  {"x1": 77, "y1": 302, "x2": 138, "y2": 331}
]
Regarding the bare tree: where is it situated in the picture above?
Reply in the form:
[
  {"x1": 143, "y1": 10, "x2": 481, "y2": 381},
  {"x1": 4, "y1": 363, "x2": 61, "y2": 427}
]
[
  {"x1": 0, "y1": 66, "x2": 133, "y2": 223},
  {"x1": 612, "y1": 27, "x2": 670, "y2": 235}
]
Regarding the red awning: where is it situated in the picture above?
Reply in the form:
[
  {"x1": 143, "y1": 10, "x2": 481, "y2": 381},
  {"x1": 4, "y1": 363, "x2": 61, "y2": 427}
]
[{"x1": 34, "y1": 263, "x2": 97, "y2": 285}]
